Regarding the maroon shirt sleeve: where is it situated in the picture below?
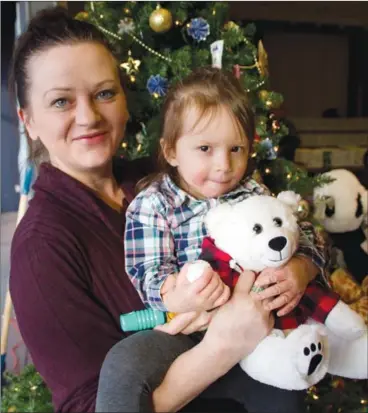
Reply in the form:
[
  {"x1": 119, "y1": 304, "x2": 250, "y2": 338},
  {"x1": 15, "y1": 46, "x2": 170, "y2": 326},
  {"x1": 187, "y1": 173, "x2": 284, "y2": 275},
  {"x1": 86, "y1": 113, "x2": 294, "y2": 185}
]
[{"x1": 10, "y1": 235, "x2": 111, "y2": 412}]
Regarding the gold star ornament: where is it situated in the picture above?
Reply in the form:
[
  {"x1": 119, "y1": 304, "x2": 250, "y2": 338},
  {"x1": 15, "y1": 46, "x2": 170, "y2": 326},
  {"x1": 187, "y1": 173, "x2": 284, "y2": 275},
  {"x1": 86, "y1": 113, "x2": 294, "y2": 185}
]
[{"x1": 120, "y1": 55, "x2": 141, "y2": 75}]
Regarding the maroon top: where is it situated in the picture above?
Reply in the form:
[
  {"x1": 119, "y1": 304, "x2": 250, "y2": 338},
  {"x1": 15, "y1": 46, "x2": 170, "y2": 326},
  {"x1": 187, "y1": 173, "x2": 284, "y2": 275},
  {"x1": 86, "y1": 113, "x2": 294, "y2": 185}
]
[{"x1": 10, "y1": 158, "x2": 153, "y2": 412}]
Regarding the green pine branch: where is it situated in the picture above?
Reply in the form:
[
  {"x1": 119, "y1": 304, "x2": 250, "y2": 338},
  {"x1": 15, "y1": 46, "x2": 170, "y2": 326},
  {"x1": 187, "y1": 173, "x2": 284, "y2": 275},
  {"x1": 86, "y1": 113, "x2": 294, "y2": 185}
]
[{"x1": 1, "y1": 365, "x2": 53, "y2": 413}]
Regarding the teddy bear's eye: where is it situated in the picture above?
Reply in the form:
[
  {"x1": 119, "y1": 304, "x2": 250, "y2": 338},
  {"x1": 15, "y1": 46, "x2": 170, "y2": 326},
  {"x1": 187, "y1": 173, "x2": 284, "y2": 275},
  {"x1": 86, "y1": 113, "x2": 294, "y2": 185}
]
[
  {"x1": 273, "y1": 217, "x2": 283, "y2": 227},
  {"x1": 253, "y1": 224, "x2": 263, "y2": 234}
]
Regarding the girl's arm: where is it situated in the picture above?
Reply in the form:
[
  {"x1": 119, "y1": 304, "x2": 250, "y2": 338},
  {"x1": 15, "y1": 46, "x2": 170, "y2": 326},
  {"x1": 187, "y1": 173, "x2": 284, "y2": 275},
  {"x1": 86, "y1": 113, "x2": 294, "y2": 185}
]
[
  {"x1": 125, "y1": 191, "x2": 229, "y2": 313},
  {"x1": 295, "y1": 221, "x2": 327, "y2": 280},
  {"x1": 125, "y1": 191, "x2": 179, "y2": 312}
]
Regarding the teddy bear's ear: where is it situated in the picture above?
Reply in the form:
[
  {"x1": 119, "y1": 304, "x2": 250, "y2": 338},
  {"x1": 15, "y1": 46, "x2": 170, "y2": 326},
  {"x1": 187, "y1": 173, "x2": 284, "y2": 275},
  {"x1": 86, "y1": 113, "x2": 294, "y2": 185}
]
[
  {"x1": 277, "y1": 191, "x2": 301, "y2": 213},
  {"x1": 205, "y1": 203, "x2": 234, "y2": 235}
]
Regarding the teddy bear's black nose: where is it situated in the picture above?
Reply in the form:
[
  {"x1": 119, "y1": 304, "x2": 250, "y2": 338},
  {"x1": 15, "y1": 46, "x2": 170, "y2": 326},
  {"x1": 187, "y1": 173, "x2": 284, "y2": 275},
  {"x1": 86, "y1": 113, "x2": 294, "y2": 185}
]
[{"x1": 268, "y1": 236, "x2": 287, "y2": 252}]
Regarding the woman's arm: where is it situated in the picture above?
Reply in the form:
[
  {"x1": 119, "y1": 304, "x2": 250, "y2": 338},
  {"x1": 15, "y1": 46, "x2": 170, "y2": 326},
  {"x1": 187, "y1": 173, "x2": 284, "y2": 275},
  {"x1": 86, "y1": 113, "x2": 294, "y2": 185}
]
[
  {"x1": 10, "y1": 236, "x2": 119, "y2": 412},
  {"x1": 152, "y1": 271, "x2": 274, "y2": 412},
  {"x1": 152, "y1": 341, "x2": 228, "y2": 412}
]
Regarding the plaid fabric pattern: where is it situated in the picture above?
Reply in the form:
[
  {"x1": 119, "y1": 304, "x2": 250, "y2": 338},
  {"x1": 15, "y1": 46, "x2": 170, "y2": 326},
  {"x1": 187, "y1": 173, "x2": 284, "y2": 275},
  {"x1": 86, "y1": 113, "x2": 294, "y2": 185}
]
[
  {"x1": 200, "y1": 237, "x2": 241, "y2": 288},
  {"x1": 125, "y1": 174, "x2": 327, "y2": 311},
  {"x1": 199, "y1": 236, "x2": 339, "y2": 330}
]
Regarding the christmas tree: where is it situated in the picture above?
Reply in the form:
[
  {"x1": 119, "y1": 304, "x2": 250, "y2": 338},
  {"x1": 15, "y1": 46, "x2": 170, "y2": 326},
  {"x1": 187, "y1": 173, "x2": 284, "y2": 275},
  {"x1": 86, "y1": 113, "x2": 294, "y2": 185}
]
[
  {"x1": 1, "y1": 365, "x2": 53, "y2": 413},
  {"x1": 306, "y1": 376, "x2": 368, "y2": 413},
  {"x1": 76, "y1": 1, "x2": 330, "y2": 198}
]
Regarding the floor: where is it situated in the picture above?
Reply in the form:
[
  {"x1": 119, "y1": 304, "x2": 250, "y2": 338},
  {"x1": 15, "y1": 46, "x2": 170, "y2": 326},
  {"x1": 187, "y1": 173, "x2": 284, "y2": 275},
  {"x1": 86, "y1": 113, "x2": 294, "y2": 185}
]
[{"x1": 1, "y1": 212, "x2": 30, "y2": 373}]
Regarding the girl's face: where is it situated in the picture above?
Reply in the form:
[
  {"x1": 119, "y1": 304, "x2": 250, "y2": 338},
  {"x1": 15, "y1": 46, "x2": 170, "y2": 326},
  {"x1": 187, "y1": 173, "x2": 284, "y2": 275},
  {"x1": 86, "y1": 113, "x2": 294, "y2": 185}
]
[
  {"x1": 165, "y1": 105, "x2": 249, "y2": 199},
  {"x1": 19, "y1": 42, "x2": 128, "y2": 176}
]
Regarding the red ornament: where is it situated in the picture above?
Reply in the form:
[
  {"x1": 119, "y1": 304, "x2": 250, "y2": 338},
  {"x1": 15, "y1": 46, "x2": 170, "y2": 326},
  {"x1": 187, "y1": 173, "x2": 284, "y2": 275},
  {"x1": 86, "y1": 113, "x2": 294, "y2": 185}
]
[
  {"x1": 233, "y1": 64, "x2": 241, "y2": 79},
  {"x1": 331, "y1": 378, "x2": 345, "y2": 389},
  {"x1": 272, "y1": 119, "x2": 280, "y2": 133},
  {"x1": 254, "y1": 133, "x2": 261, "y2": 142}
]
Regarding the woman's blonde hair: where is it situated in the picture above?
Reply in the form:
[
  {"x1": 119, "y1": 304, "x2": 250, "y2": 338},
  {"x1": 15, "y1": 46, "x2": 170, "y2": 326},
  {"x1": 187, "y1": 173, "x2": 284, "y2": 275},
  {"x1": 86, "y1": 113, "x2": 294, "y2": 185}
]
[{"x1": 138, "y1": 66, "x2": 255, "y2": 192}]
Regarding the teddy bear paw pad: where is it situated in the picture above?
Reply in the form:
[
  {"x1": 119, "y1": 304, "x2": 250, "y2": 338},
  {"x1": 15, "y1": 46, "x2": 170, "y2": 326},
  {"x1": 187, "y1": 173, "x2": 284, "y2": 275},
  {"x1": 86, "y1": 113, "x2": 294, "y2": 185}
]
[
  {"x1": 293, "y1": 326, "x2": 328, "y2": 381},
  {"x1": 303, "y1": 342, "x2": 323, "y2": 375}
]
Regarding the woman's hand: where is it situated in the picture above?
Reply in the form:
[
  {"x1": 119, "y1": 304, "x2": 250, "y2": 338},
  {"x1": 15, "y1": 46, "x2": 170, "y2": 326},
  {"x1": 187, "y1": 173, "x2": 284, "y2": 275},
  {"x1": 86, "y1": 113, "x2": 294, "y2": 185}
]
[
  {"x1": 253, "y1": 256, "x2": 318, "y2": 316},
  {"x1": 201, "y1": 270, "x2": 274, "y2": 366}
]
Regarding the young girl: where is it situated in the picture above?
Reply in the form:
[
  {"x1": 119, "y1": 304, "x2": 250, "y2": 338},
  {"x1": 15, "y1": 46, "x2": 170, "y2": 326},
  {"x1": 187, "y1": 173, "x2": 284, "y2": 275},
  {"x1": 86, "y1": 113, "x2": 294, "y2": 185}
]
[{"x1": 125, "y1": 67, "x2": 325, "y2": 411}]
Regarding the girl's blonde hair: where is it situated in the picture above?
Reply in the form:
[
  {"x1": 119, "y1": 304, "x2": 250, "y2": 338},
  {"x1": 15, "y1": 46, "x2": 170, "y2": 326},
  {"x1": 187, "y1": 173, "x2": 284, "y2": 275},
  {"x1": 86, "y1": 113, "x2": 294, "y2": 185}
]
[{"x1": 138, "y1": 66, "x2": 255, "y2": 192}]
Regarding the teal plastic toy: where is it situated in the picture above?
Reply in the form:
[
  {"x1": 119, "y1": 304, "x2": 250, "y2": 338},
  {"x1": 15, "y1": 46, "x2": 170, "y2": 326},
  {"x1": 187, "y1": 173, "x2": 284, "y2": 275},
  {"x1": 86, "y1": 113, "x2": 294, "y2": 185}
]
[{"x1": 120, "y1": 309, "x2": 166, "y2": 332}]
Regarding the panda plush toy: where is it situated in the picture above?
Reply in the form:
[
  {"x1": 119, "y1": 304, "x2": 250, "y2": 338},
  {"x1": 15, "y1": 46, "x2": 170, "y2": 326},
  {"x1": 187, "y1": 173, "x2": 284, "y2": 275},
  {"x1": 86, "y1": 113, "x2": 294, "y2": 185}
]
[{"x1": 313, "y1": 169, "x2": 368, "y2": 284}]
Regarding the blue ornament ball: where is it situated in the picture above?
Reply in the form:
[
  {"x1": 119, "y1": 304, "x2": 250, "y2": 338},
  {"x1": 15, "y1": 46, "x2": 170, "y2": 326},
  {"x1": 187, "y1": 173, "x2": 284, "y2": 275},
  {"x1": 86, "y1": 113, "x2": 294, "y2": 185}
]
[
  {"x1": 187, "y1": 17, "x2": 210, "y2": 42},
  {"x1": 147, "y1": 75, "x2": 168, "y2": 97}
]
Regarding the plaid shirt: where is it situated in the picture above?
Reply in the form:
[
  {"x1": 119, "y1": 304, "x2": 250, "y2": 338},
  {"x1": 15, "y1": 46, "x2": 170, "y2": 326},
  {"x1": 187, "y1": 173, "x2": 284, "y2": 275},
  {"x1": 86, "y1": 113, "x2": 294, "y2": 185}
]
[
  {"x1": 200, "y1": 237, "x2": 339, "y2": 330},
  {"x1": 125, "y1": 174, "x2": 327, "y2": 311}
]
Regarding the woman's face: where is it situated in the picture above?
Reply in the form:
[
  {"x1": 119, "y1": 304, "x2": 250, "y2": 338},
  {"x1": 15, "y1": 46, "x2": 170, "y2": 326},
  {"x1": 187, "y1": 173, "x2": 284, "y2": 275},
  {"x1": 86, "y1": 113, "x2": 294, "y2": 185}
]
[{"x1": 20, "y1": 42, "x2": 128, "y2": 174}]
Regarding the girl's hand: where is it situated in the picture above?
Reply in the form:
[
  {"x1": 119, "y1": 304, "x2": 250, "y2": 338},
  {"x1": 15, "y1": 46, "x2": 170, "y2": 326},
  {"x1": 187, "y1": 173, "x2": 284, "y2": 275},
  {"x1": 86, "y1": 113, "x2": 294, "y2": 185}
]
[
  {"x1": 252, "y1": 256, "x2": 315, "y2": 316},
  {"x1": 161, "y1": 263, "x2": 230, "y2": 313}
]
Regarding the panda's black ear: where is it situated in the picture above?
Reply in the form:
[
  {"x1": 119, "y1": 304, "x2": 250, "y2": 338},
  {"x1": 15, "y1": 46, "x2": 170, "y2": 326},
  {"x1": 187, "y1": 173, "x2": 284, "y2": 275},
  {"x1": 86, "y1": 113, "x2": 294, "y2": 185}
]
[
  {"x1": 356, "y1": 193, "x2": 363, "y2": 218},
  {"x1": 325, "y1": 203, "x2": 335, "y2": 218}
]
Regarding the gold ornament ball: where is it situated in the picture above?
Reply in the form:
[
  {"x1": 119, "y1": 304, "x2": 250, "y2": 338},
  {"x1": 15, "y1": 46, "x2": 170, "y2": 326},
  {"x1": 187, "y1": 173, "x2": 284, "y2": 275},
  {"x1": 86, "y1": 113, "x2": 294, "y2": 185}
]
[
  {"x1": 272, "y1": 100, "x2": 282, "y2": 109},
  {"x1": 297, "y1": 199, "x2": 310, "y2": 220},
  {"x1": 265, "y1": 99, "x2": 273, "y2": 108},
  {"x1": 224, "y1": 21, "x2": 240, "y2": 32},
  {"x1": 258, "y1": 90, "x2": 269, "y2": 101},
  {"x1": 75, "y1": 11, "x2": 89, "y2": 21},
  {"x1": 149, "y1": 7, "x2": 173, "y2": 33}
]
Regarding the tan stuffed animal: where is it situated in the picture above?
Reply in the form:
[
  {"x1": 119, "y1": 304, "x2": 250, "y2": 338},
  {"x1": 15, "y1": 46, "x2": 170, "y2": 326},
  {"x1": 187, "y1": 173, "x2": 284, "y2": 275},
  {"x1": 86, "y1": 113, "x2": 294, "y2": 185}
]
[{"x1": 330, "y1": 269, "x2": 368, "y2": 325}]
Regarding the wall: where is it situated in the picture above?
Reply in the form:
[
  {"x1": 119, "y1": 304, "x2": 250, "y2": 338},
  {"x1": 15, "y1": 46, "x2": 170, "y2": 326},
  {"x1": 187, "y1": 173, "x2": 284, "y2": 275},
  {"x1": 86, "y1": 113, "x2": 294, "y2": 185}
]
[
  {"x1": 28, "y1": 1, "x2": 57, "y2": 17},
  {"x1": 228, "y1": 2, "x2": 368, "y2": 119},
  {"x1": 263, "y1": 32, "x2": 349, "y2": 118},
  {"x1": 230, "y1": 2, "x2": 368, "y2": 27}
]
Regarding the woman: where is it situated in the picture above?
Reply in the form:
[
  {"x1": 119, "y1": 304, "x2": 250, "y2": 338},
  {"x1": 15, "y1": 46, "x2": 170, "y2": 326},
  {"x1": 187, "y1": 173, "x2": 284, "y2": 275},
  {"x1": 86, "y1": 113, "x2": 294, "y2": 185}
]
[{"x1": 9, "y1": 7, "x2": 304, "y2": 413}]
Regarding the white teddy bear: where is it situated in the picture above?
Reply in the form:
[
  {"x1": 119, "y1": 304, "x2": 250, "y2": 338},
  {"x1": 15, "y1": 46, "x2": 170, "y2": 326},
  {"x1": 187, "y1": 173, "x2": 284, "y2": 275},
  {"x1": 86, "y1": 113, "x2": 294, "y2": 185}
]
[{"x1": 187, "y1": 191, "x2": 368, "y2": 391}]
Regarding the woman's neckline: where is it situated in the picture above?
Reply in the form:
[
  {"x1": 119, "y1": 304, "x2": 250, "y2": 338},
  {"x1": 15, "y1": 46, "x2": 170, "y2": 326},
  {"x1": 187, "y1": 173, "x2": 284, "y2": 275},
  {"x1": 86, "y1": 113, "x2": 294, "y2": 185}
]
[
  {"x1": 40, "y1": 162, "x2": 126, "y2": 213},
  {"x1": 92, "y1": 188, "x2": 125, "y2": 213}
]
